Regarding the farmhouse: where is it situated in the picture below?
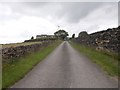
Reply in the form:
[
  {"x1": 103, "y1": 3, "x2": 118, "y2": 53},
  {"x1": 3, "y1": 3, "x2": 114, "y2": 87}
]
[{"x1": 36, "y1": 34, "x2": 55, "y2": 39}]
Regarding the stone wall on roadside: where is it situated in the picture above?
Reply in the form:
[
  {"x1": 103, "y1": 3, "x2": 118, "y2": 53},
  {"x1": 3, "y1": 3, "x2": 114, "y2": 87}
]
[
  {"x1": 24, "y1": 37, "x2": 57, "y2": 42},
  {"x1": 73, "y1": 26, "x2": 120, "y2": 53},
  {"x1": 2, "y1": 40, "x2": 54, "y2": 63}
]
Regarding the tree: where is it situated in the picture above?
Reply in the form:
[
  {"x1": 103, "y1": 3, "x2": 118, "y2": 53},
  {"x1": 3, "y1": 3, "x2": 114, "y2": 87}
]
[
  {"x1": 72, "y1": 34, "x2": 75, "y2": 38},
  {"x1": 54, "y1": 30, "x2": 69, "y2": 40},
  {"x1": 78, "y1": 31, "x2": 88, "y2": 37},
  {"x1": 31, "y1": 36, "x2": 34, "y2": 40}
]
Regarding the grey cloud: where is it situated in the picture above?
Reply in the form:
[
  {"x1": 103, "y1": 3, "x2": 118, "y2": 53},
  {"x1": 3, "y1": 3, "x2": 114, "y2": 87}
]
[
  {"x1": 57, "y1": 2, "x2": 112, "y2": 23},
  {"x1": 0, "y1": 1, "x2": 118, "y2": 44},
  {"x1": 20, "y1": 2, "x2": 113, "y2": 23},
  {"x1": 1, "y1": 2, "x2": 117, "y2": 24},
  {"x1": 2, "y1": 2, "x2": 60, "y2": 18},
  {"x1": 22, "y1": 2, "x2": 49, "y2": 8}
]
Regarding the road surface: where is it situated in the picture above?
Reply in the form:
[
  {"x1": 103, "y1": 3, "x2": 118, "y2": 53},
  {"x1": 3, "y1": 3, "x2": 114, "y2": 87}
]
[{"x1": 11, "y1": 41, "x2": 118, "y2": 88}]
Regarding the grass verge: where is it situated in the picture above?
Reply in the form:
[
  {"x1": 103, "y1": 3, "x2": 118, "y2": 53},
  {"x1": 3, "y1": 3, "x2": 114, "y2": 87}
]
[
  {"x1": 2, "y1": 41, "x2": 62, "y2": 88},
  {"x1": 70, "y1": 41, "x2": 119, "y2": 77}
]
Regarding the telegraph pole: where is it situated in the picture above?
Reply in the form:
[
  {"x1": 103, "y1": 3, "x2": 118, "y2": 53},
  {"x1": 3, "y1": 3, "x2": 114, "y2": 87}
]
[{"x1": 57, "y1": 25, "x2": 60, "y2": 30}]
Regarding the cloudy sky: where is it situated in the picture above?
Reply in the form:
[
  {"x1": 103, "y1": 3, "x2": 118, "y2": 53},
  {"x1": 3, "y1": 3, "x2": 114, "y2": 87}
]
[{"x1": 0, "y1": 0, "x2": 118, "y2": 44}]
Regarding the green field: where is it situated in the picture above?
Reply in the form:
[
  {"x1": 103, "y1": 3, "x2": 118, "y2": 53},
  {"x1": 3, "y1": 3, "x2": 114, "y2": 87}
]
[
  {"x1": 1, "y1": 42, "x2": 42, "y2": 49},
  {"x1": 70, "y1": 41, "x2": 119, "y2": 77},
  {"x1": 2, "y1": 41, "x2": 62, "y2": 88}
]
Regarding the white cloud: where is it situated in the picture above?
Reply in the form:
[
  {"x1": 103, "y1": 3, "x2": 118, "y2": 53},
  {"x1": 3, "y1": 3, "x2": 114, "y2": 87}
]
[
  {"x1": 0, "y1": 2, "x2": 118, "y2": 44},
  {"x1": 0, "y1": 15, "x2": 57, "y2": 43}
]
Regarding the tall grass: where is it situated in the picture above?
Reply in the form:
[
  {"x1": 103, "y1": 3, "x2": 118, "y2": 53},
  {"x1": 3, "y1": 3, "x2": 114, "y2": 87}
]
[{"x1": 70, "y1": 42, "x2": 119, "y2": 77}]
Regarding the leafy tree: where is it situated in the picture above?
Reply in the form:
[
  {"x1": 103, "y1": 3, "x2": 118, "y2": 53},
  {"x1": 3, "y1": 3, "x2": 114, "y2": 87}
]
[
  {"x1": 31, "y1": 36, "x2": 34, "y2": 40},
  {"x1": 54, "y1": 30, "x2": 69, "y2": 40},
  {"x1": 72, "y1": 34, "x2": 75, "y2": 38},
  {"x1": 78, "y1": 31, "x2": 88, "y2": 37}
]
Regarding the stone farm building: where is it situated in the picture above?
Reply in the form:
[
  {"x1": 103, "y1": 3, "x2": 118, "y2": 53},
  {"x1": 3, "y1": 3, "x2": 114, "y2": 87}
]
[{"x1": 36, "y1": 34, "x2": 55, "y2": 39}]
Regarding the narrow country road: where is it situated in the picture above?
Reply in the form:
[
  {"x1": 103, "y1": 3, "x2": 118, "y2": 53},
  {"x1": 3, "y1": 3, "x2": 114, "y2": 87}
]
[{"x1": 11, "y1": 41, "x2": 118, "y2": 88}]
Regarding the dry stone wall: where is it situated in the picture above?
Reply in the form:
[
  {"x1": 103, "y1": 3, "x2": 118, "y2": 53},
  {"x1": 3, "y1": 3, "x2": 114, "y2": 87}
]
[
  {"x1": 2, "y1": 40, "x2": 54, "y2": 63},
  {"x1": 73, "y1": 26, "x2": 120, "y2": 53}
]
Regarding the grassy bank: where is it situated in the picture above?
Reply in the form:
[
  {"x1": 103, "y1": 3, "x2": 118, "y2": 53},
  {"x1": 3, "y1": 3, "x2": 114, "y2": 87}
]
[
  {"x1": 2, "y1": 41, "x2": 62, "y2": 88},
  {"x1": 70, "y1": 41, "x2": 119, "y2": 77}
]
